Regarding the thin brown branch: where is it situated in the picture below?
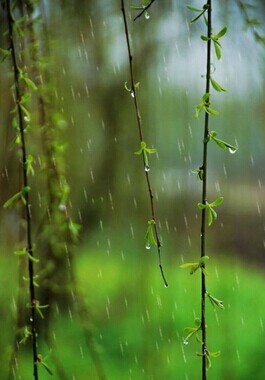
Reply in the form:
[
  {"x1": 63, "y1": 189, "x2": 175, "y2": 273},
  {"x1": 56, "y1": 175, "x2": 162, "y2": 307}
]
[{"x1": 121, "y1": 0, "x2": 168, "y2": 287}]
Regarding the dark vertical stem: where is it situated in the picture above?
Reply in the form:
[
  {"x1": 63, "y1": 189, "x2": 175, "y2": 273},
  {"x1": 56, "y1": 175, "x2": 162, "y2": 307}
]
[
  {"x1": 6, "y1": 1, "x2": 39, "y2": 379},
  {"x1": 201, "y1": 1, "x2": 211, "y2": 379},
  {"x1": 121, "y1": 0, "x2": 168, "y2": 287}
]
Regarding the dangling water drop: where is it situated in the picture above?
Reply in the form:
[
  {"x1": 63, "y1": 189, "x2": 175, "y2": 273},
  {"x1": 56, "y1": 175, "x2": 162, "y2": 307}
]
[
  {"x1": 146, "y1": 242, "x2": 151, "y2": 250},
  {"x1": 183, "y1": 339, "x2": 189, "y2": 345},
  {"x1": 144, "y1": 11, "x2": 150, "y2": 20},
  {"x1": 229, "y1": 147, "x2": 237, "y2": 154},
  {"x1": 144, "y1": 164, "x2": 150, "y2": 172},
  {"x1": 130, "y1": 90, "x2": 135, "y2": 98}
]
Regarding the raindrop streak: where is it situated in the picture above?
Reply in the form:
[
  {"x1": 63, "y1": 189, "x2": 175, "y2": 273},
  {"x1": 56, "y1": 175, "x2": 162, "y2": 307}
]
[{"x1": 144, "y1": 164, "x2": 150, "y2": 172}]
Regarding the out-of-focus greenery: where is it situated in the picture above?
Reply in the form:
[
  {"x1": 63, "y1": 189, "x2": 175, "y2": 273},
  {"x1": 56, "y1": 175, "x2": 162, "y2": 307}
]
[
  {"x1": 1, "y1": 237, "x2": 265, "y2": 379},
  {"x1": 1, "y1": 1, "x2": 265, "y2": 379}
]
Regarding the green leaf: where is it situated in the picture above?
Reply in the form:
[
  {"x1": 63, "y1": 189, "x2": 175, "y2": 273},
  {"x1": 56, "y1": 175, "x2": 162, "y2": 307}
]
[
  {"x1": 205, "y1": 106, "x2": 219, "y2": 116},
  {"x1": 68, "y1": 220, "x2": 81, "y2": 242},
  {"x1": 19, "y1": 104, "x2": 30, "y2": 120},
  {"x1": 20, "y1": 93, "x2": 32, "y2": 104},
  {"x1": 41, "y1": 361, "x2": 53, "y2": 376},
  {"x1": 197, "y1": 202, "x2": 206, "y2": 210},
  {"x1": 209, "y1": 131, "x2": 238, "y2": 152},
  {"x1": 3, "y1": 191, "x2": 22, "y2": 208},
  {"x1": 199, "y1": 255, "x2": 209, "y2": 265},
  {"x1": 207, "y1": 293, "x2": 225, "y2": 309},
  {"x1": 210, "y1": 77, "x2": 227, "y2": 92},
  {"x1": 190, "y1": 10, "x2": 206, "y2": 24},
  {"x1": 210, "y1": 196, "x2": 224, "y2": 207},
  {"x1": 25, "y1": 154, "x2": 35, "y2": 176},
  {"x1": 186, "y1": 5, "x2": 203, "y2": 12},
  {"x1": 14, "y1": 248, "x2": 27, "y2": 256},
  {"x1": 209, "y1": 350, "x2": 221, "y2": 358},
  {"x1": 213, "y1": 27, "x2": 227, "y2": 39},
  {"x1": 0, "y1": 47, "x2": 11, "y2": 62},
  {"x1": 213, "y1": 41, "x2": 221, "y2": 60},
  {"x1": 24, "y1": 76, "x2": 38, "y2": 91},
  {"x1": 145, "y1": 219, "x2": 157, "y2": 249},
  {"x1": 28, "y1": 252, "x2": 39, "y2": 263}
]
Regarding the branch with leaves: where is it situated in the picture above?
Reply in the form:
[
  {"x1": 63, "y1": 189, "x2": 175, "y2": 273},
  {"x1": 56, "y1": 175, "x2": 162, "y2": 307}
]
[
  {"x1": 181, "y1": 2, "x2": 238, "y2": 378},
  {"x1": 5, "y1": 1, "x2": 39, "y2": 378},
  {"x1": 121, "y1": 0, "x2": 168, "y2": 287}
]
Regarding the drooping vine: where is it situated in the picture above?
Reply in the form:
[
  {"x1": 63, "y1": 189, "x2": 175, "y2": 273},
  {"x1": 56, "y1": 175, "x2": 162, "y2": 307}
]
[
  {"x1": 121, "y1": 0, "x2": 168, "y2": 287},
  {"x1": 5, "y1": 1, "x2": 39, "y2": 378},
  {"x1": 180, "y1": 2, "x2": 237, "y2": 379}
]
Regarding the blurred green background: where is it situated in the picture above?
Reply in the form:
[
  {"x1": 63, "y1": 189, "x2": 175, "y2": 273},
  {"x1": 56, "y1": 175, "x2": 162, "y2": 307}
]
[{"x1": 0, "y1": 1, "x2": 265, "y2": 379}]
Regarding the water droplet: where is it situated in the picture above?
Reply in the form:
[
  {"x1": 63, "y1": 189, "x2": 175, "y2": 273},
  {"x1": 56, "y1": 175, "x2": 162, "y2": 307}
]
[
  {"x1": 164, "y1": 284, "x2": 168, "y2": 288},
  {"x1": 24, "y1": 116, "x2": 30, "y2": 122},
  {"x1": 130, "y1": 90, "x2": 135, "y2": 98},
  {"x1": 145, "y1": 11, "x2": 150, "y2": 19},
  {"x1": 229, "y1": 147, "x2": 237, "y2": 154},
  {"x1": 183, "y1": 339, "x2": 189, "y2": 345},
  {"x1": 58, "y1": 204, "x2": 66, "y2": 212},
  {"x1": 146, "y1": 243, "x2": 151, "y2": 250},
  {"x1": 144, "y1": 164, "x2": 150, "y2": 172}
]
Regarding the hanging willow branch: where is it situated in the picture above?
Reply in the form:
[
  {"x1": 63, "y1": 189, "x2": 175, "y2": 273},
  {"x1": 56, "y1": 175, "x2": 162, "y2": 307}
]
[
  {"x1": 121, "y1": 0, "x2": 168, "y2": 287},
  {"x1": 6, "y1": 0, "x2": 39, "y2": 379},
  {"x1": 200, "y1": 1, "x2": 212, "y2": 377}
]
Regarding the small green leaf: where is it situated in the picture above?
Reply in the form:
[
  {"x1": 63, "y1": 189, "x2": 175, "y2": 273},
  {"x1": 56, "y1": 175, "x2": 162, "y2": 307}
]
[
  {"x1": 3, "y1": 191, "x2": 22, "y2": 208},
  {"x1": 14, "y1": 248, "x2": 27, "y2": 256},
  {"x1": 207, "y1": 293, "x2": 225, "y2": 309},
  {"x1": 25, "y1": 154, "x2": 35, "y2": 176},
  {"x1": 199, "y1": 255, "x2": 209, "y2": 265},
  {"x1": 210, "y1": 77, "x2": 227, "y2": 92},
  {"x1": 186, "y1": 5, "x2": 203, "y2": 12},
  {"x1": 41, "y1": 361, "x2": 53, "y2": 376},
  {"x1": 213, "y1": 27, "x2": 227, "y2": 39},
  {"x1": 145, "y1": 219, "x2": 157, "y2": 249},
  {"x1": 19, "y1": 104, "x2": 30, "y2": 120},
  {"x1": 209, "y1": 350, "x2": 221, "y2": 358},
  {"x1": 213, "y1": 41, "x2": 221, "y2": 60},
  {"x1": 28, "y1": 252, "x2": 39, "y2": 263},
  {"x1": 210, "y1": 196, "x2": 224, "y2": 207},
  {"x1": 205, "y1": 106, "x2": 219, "y2": 116},
  {"x1": 209, "y1": 131, "x2": 237, "y2": 152},
  {"x1": 0, "y1": 47, "x2": 11, "y2": 62},
  {"x1": 197, "y1": 202, "x2": 206, "y2": 210}
]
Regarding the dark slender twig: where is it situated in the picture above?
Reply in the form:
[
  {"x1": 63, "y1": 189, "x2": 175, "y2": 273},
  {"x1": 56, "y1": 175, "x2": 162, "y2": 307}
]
[
  {"x1": 121, "y1": 0, "x2": 168, "y2": 287},
  {"x1": 133, "y1": 0, "x2": 156, "y2": 21},
  {"x1": 200, "y1": 1, "x2": 211, "y2": 379},
  {"x1": 6, "y1": 1, "x2": 39, "y2": 379}
]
